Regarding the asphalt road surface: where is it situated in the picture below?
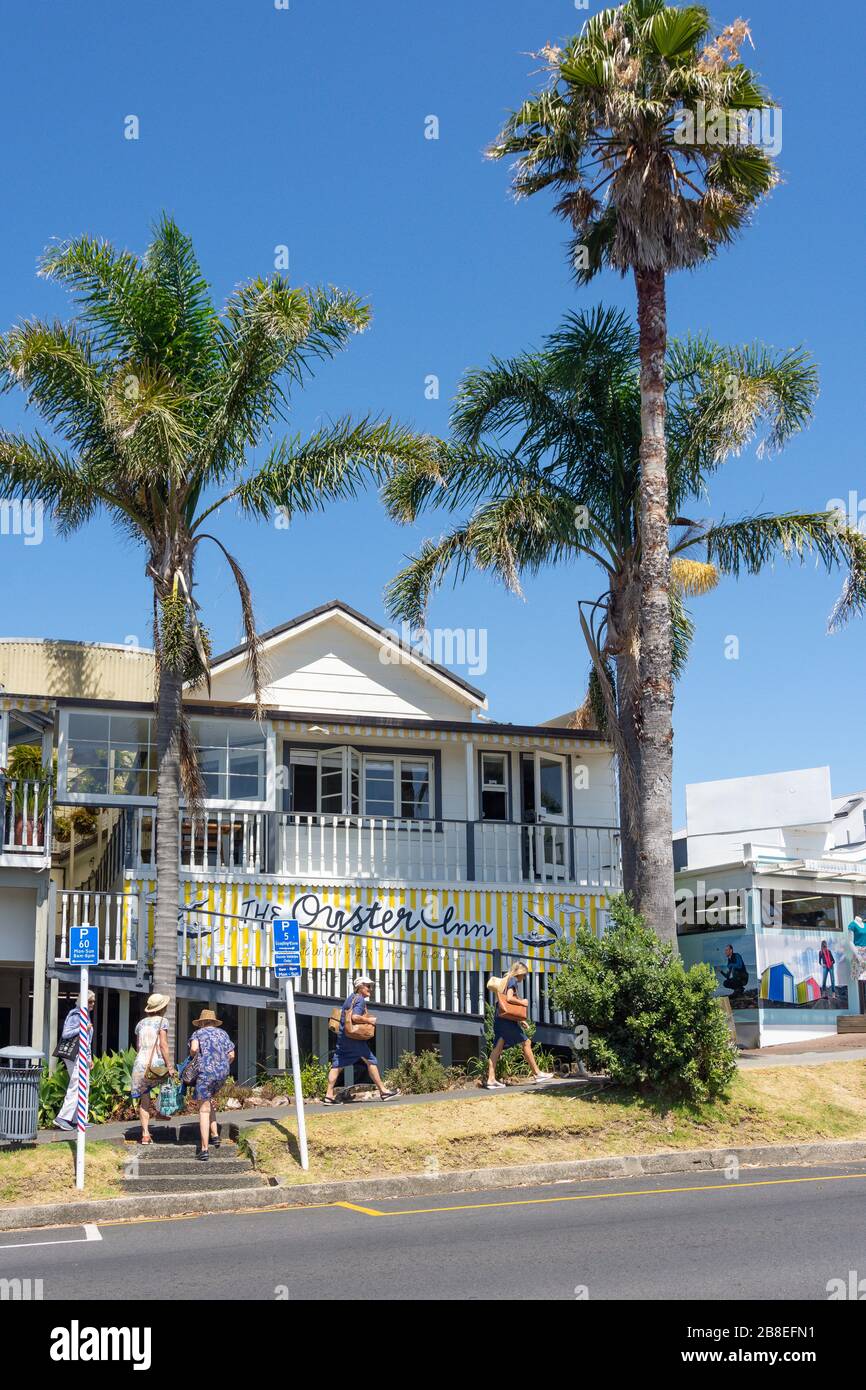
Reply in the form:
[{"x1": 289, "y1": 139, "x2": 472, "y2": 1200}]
[{"x1": 3, "y1": 1163, "x2": 866, "y2": 1301}]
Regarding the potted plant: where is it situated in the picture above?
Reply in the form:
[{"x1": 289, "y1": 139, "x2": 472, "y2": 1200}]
[{"x1": 3, "y1": 744, "x2": 54, "y2": 848}]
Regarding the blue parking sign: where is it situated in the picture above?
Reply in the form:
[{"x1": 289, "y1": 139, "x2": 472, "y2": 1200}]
[
  {"x1": 273, "y1": 918, "x2": 301, "y2": 978},
  {"x1": 69, "y1": 925, "x2": 99, "y2": 966}
]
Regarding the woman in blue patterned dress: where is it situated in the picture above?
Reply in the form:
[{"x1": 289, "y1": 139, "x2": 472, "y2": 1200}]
[{"x1": 184, "y1": 1009, "x2": 235, "y2": 1161}]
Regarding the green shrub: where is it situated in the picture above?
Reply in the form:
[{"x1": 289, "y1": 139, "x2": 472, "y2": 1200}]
[
  {"x1": 547, "y1": 894, "x2": 738, "y2": 1104},
  {"x1": 38, "y1": 1047, "x2": 137, "y2": 1127},
  {"x1": 257, "y1": 1055, "x2": 330, "y2": 1100},
  {"x1": 385, "y1": 1049, "x2": 459, "y2": 1094}
]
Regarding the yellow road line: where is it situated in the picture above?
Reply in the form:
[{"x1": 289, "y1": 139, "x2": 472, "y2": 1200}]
[{"x1": 335, "y1": 1169, "x2": 866, "y2": 1218}]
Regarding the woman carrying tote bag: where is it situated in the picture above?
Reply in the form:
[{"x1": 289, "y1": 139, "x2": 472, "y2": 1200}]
[{"x1": 484, "y1": 961, "x2": 554, "y2": 1090}]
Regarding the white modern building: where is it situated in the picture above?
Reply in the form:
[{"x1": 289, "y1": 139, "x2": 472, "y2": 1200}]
[
  {"x1": 675, "y1": 766, "x2": 866, "y2": 1047},
  {"x1": 0, "y1": 600, "x2": 622, "y2": 1076}
]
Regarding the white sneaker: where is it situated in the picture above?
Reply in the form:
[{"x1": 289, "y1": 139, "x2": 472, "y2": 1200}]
[
  {"x1": 484, "y1": 1080, "x2": 506, "y2": 1089},
  {"x1": 533, "y1": 1072, "x2": 554, "y2": 1082}
]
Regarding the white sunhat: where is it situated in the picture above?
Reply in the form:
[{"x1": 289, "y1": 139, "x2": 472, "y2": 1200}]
[{"x1": 353, "y1": 975, "x2": 374, "y2": 988}]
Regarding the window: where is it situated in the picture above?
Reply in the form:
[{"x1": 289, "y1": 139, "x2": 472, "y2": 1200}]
[
  {"x1": 62, "y1": 711, "x2": 268, "y2": 804},
  {"x1": 190, "y1": 719, "x2": 267, "y2": 803},
  {"x1": 765, "y1": 890, "x2": 842, "y2": 932},
  {"x1": 66, "y1": 712, "x2": 155, "y2": 798},
  {"x1": 480, "y1": 753, "x2": 508, "y2": 821},
  {"x1": 288, "y1": 746, "x2": 432, "y2": 819}
]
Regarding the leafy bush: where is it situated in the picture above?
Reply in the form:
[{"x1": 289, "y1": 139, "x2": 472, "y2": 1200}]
[
  {"x1": 38, "y1": 1047, "x2": 138, "y2": 1127},
  {"x1": 385, "y1": 1049, "x2": 459, "y2": 1094},
  {"x1": 257, "y1": 1056, "x2": 330, "y2": 1100},
  {"x1": 547, "y1": 894, "x2": 738, "y2": 1103}
]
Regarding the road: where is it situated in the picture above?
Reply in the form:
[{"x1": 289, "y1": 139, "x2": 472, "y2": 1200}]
[{"x1": 3, "y1": 1163, "x2": 866, "y2": 1300}]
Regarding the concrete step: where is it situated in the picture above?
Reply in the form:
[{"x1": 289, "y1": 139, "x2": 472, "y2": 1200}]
[
  {"x1": 121, "y1": 1172, "x2": 267, "y2": 1194},
  {"x1": 129, "y1": 1143, "x2": 243, "y2": 1160},
  {"x1": 123, "y1": 1158, "x2": 253, "y2": 1176}
]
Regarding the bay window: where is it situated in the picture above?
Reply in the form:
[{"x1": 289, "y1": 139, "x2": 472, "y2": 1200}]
[{"x1": 60, "y1": 710, "x2": 269, "y2": 805}]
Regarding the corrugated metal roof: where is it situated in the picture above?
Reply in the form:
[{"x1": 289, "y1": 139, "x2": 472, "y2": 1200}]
[{"x1": 0, "y1": 639, "x2": 155, "y2": 702}]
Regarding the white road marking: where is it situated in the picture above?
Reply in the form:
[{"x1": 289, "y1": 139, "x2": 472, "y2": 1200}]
[{"x1": 0, "y1": 1224, "x2": 103, "y2": 1251}]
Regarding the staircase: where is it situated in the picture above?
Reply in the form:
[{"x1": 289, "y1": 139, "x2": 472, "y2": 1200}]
[{"x1": 120, "y1": 1130, "x2": 267, "y2": 1195}]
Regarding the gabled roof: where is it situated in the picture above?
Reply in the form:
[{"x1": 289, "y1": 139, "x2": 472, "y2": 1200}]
[{"x1": 207, "y1": 599, "x2": 488, "y2": 708}]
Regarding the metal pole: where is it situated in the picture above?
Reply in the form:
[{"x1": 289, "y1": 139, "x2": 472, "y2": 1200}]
[
  {"x1": 284, "y1": 977, "x2": 308, "y2": 1171},
  {"x1": 75, "y1": 965, "x2": 90, "y2": 1191}
]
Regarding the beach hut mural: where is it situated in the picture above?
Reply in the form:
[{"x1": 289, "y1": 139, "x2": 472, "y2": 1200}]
[
  {"x1": 795, "y1": 976, "x2": 821, "y2": 1004},
  {"x1": 759, "y1": 962, "x2": 796, "y2": 1003}
]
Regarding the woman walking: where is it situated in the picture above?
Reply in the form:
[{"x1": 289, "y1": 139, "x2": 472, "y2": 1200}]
[
  {"x1": 323, "y1": 975, "x2": 398, "y2": 1104},
  {"x1": 185, "y1": 1009, "x2": 235, "y2": 1160},
  {"x1": 485, "y1": 962, "x2": 554, "y2": 1089},
  {"x1": 130, "y1": 993, "x2": 174, "y2": 1144}
]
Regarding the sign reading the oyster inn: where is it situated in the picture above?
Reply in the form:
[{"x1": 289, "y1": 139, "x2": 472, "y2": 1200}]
[
  {"x1": 289, "y1": 892, "x2": 494, "y2": 942},
  {"x1": 140, "y1": 883, "x2": 600, "y2": 953}
]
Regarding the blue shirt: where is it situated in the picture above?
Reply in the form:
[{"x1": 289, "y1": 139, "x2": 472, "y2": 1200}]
[{"x1": 849, "y1": 921, "x2": 866, "y2": 947}]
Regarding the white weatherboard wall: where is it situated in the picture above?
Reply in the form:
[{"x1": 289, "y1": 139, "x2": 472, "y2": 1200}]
[
  {"x1": 684, "y1": 767, "x2": 834, "y2": 870},
  {"x1": 0, "y1": 886, "x2": 38, "y2": 962},
  {"x1": 208, "y1": 613, "x2": 478, "y2": 721}
]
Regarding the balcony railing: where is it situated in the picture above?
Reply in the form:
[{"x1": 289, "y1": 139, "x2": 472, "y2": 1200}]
[
  {"x1": 54, "y1": 888, "x2": 573, "y2": 1027},
  {"x1": 129, "y1": 810, "x2": 621, "y2": 888},
  {"x1": 1, "y1": 778, "x2": 52, "y2": 859}
]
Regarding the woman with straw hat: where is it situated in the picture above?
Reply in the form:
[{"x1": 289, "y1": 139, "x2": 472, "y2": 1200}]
[
  {"x1": 485, "y1": 961, "x2": 554, "y2": 1089},
  {"x1": 131, "y1": 993, "x2": 174, "y2": 1144},
  {"x1": 185, "y1": 1009, "x2": 235, "y2": 1161}
]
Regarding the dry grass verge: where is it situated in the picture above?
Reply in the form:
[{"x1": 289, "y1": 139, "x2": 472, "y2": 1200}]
[
  {"x1": 0, "y1": 1141, "x2": 124, "y2": 1206},
  {"x1": 245, "y1": 1062, "x2": 866, "y2": 1186}
]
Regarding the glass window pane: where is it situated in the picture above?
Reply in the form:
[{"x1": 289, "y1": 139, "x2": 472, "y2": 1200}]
[
  {"x1": 780, "y1": 892, "x2": 841, "y2": 932},
  {"x1": 67, "y1": 763, "x2": 109, "y2": 795},
  {"x1": 68, "y1": 713, "x2": 109, "y2": 741},
  {"x1": 401, "y1": 762, "x2": 430, "y2": 818},
  {"x1": 481, "y1": 788, "x2": 507, "y2": 821},
  {"x1": 539, "y1": 758, "x2": 564, "y2": 816},
  {"x1": 109, "y1": 715, "x2": 151, "y2": 745},
  {"x1": 482, "y1": 754, "x2": 506, "y2": 789},
  {"x1": 365, "y1": 760, "x2": 395, "y2": 817}
]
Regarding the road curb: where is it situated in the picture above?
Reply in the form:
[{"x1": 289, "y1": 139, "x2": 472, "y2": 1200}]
[{"x1": 4, "y1": 1137, "x2": 866, "y2": 1231}]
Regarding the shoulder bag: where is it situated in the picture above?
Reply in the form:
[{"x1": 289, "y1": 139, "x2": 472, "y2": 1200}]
[
  {"x1": 342, "y1": 993, "x2": 375, "y2": 1042},
  {"x1": 497, "y1": 982, "x2": 529, "y2": 1022},
  {"x1": 144, "y1": 1024, "x2": 170, "y2": 1085}
]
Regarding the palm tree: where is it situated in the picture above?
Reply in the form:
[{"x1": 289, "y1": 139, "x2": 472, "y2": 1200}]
[
  {"x1": 383, "y1": 308, "x2": 866, "y2": 924},
  {"x1": 487, "y1": 2, "x2": 780, "y2": 932},
  {"x1": 0, "y1": 216, "x2": 433, "y2": 1045}
]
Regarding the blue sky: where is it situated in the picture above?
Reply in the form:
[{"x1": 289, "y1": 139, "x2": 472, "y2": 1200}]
[{"x1": 0, "y1": 0, "x2": 862, "y2": 821}]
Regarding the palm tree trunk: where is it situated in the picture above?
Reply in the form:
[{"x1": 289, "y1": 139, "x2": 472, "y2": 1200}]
[
  {"x1": 153, "y1": 660, "x2": 182, "y2": 1053},
  {"x1": 634, "y1": 267, "x2": 676, "y2": 946},
  {"x1": 614, "y1": 648, "x2": 640, "y2": 898}
]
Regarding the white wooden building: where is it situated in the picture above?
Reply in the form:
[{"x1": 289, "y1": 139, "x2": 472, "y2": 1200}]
[{"x1": 0, "y1": 601, "x2": 622, "y2": 1077}]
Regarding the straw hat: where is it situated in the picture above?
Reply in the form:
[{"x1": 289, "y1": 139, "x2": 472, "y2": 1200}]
[
  {"x1": 144, "y1": 993, "x2": 170, "y2": 1014},
  {"x1": 508, "y1": 960, "x2": 532, "y2": 978},
  {"x1": 192, "y1": 1008, "x2": 223, "y2": 1028}
]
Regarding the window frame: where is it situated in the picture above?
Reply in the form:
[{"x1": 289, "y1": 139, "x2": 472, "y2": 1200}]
[
  {"x1": 57, "y1": 707, "x2": 276, "y2": 810},
  {"x1": 479, "y1": 751, "x2": 510, "y2": 823},
  {"x1": 286, "y1": 743, "x2": 435, "y2": 820}
]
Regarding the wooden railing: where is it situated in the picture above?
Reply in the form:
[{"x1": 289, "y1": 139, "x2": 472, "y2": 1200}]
[
  {"x1": 1, "y1": 778, "x2": 52, "y2": 858},
  {"x1": 129, "y1": 809, "x2": 621, "y2": 888}
]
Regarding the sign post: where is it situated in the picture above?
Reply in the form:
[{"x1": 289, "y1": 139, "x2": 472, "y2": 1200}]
[
  {"x1": 68, "y1": 924, "x2": 99, "y2": 1190},
  {"x1": 273, "y1": 918, "x2": 307, "y2": 1170}
]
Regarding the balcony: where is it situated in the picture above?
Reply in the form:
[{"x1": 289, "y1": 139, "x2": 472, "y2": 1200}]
[
  {"x1": 1, "y1": 778, "x2": 52, "y2": 868},
  {"x1": 129, "y1": 810, "x2": 622, "y2": 889}
]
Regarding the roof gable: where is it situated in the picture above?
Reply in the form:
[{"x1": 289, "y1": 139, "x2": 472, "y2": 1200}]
[{"x1": 205, "y1": 601, "x2": 487, "y2": 720}]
